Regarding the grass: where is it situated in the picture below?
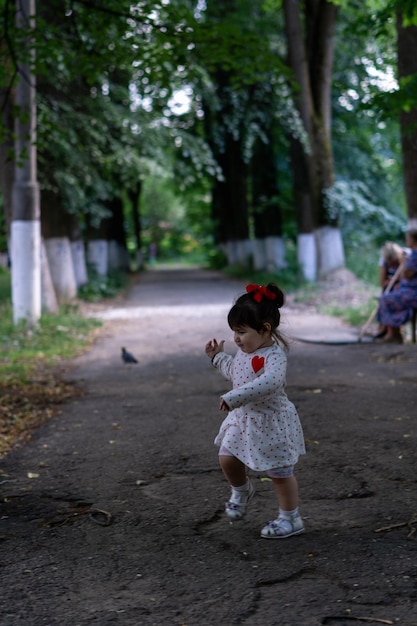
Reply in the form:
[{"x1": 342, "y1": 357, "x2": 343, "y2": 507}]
[
  {"x1": 77, "y1": 269, "x2": 129, "y2": 302},
  {"x1": 321, "y1": 299, "x2": 376, "y2": 327},
  {"x1": 0, "y1": 303, "x2": 102, "y2": 382},
  {"x1": 0, "y1": 269, "x2": 103, "y2": 458}
]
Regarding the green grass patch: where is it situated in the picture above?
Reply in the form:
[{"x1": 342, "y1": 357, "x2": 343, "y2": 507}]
[
  {"x1": 0, "y1": 267, "x2": 11, "y2": 303},
  {"x1": 0, "y1": 297, "x2": 102, "y2": 457},
  {"x1": 77, "y1": 270, "x2": 129, "y2": 302},
  {"x1": 0, "y1": 302, "x2": 101, "y2": 383},
  {"x1": 321, "y1": 299, "x2": 376, "y2": 327}
]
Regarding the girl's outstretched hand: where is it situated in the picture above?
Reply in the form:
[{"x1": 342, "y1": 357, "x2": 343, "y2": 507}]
[{"x1": 205, "y1": 338, "x2": 225, "y2": 360}]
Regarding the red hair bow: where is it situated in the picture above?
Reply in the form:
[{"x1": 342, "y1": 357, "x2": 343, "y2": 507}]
[{"x1": 246, "y1": 284, "x2": 276, "y2": 303}]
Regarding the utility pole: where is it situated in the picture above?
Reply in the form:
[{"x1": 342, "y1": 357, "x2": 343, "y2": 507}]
[{"x1": 11, "y1": 0, "x2": 41, "y2": 325}]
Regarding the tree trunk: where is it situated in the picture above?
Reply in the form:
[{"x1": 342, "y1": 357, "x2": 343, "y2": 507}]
[
  {"x1": 106, "y1": 197, "x2": 130, "y2": 273},
  {"x1": 216, "y1": 136, "x2": 251, "y2": 266},
  {"x1": 68, "y1": 214, "x2": 88, "y2": 287},
  {"x1": 251, "y1": 138, "x2": 286, "y2": 271},
  {"x1": 86, "y1": 216, "x2": 110, "y2": 277},
  {"x1": 129, "y1": 182, "x2": 144, "y2": 270},
  {"x1": 283, "y1": 0, "x2": 342, "y2": 279},
  {"x1": 11, "y1": 0, "x2": 41, "y2": 325},
  {"x1": 86, "y1": 197, "x2": 129, "y2": 276},
  {"x1": 41, "y1": 189, "x2": 77, "y2": 304},
  {"x1": 397, "y1": 13, "x2": 417, "y2": 229},
  {"x1": 207, "y1": 118, "x2": 251, "y2": 267},
  {"x1": 0, "y1": 83, "x2": 14, "y2": 242}
]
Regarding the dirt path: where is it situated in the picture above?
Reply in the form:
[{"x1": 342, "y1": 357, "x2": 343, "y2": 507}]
[{"x1": 1, "y1": 268, "x2": 417, "y2": 626}]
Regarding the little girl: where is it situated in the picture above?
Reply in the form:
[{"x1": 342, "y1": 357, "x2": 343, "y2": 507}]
[{"x1": 205, "y1": 283, "x2": 305, "y2": 539}]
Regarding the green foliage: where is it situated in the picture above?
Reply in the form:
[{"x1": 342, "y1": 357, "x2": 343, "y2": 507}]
[
  {"x1": 136, "y1": 173, "x2": 215, "y2": 263},
  {"x1": 0, "y1": 266, "x2": 11, "y2": 302},
  {"x1": 205, "y1": 247, "x2": 228, "y2": 270},
  {"x1": 0, "y1": 302, "x2": 101, "y2": 382},
  {"x1": 77, "y1": 270, "x2": 128, "y2": 302},
  {"x1": 0, "y1": 198, "x2": 7, "y2": 252},
  {"x1": 345, "y1": 242, "x2": 381, "y2": 285},
  {"x1": 1, "y1": 0, "x2": 413, "y2": 278},
  {"x1": 324, "y1": 180, "x2": 406, "y2": 247}
]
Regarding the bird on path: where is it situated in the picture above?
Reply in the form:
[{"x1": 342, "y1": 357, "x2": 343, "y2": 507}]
[{"x1": 121, "y1": 347, "x2": 138, "y2": 364}]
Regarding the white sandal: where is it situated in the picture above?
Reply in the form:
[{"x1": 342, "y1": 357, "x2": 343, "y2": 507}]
[
  {"x1": 225, "y1": 480, "x2": 255, "y2": 520},
  {"x1": 261, "y1": 515, "x2": 304, "y2": 539}
]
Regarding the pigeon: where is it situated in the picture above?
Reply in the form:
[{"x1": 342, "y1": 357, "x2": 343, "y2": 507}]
[{"x1": 121, "y1": 347, "x2": 138, "y2": 364}]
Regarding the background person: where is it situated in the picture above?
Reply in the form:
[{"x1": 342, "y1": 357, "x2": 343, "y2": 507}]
[
  {"x1": 374, "y1": 241, "x2": 404, "y2": 338},
  {"x1": 376, "y1": 230, "x2": 417, "y2": 344}
]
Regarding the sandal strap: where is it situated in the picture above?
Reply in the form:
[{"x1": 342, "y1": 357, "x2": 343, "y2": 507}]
[{"x1": 261, "y1": 515, "x2": 304, "y2": 538}]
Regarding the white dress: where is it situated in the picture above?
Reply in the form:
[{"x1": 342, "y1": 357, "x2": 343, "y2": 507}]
[{"x1": 213, "y1": 343, "x2": 305, "y2": 471}]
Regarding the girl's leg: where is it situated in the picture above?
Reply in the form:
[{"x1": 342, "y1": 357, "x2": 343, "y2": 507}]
[
  {"x1": 219, "y1": 454, "x2": 247, "y2": 487},
  {"x1": 271, "y1": 475, "x2": 299, "y2": 511},
  {"x1": 261, "y1": 473, "x2": 304, "y2": 539},
  {"x1": 219, "y1": 454, "x2": 255, "y2": 520}
]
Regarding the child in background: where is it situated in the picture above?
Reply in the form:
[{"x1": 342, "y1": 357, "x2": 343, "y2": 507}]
[{"x1": 205, "y1": 283, "x2": 305, "y2": 539}]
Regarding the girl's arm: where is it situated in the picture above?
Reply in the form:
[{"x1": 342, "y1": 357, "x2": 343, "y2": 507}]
[
  {"x1": 212, "y1": 351, "x2": 234, "y2": 381},
  {"x1": 222, "y1": 350, "x2": 287, "y2": 410}
]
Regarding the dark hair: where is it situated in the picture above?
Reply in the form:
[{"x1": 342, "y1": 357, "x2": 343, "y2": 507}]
[{"x1": 227, "y1": 283, "x2": 288, "y2": 350}]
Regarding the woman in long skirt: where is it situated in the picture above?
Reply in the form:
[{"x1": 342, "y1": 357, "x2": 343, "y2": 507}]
[{"x1": 376, "y1": 230, "x2": 417, "y2": 344}]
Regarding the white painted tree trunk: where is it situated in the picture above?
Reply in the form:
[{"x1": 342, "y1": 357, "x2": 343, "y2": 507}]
[
  {"x1": 252, "y1": 237, "x2": 288, "y2": 271},
  {"x1": 252, "y1": 238, "x2": 267, "y2": 270},
  {"x1": 108, "y1": 240, "x2": 130, "y2": 272},
  {"x1": 265, "y1": 236, "x2": 287, "y2": 271},
  {"x1": 11, "y1": 221, "x2": 41, "y2": 324},
  {"x1": 40, "y1": 239, "x2": 58, "y2": 314},
  {"x1": 135, "y1": 248, "x2": 144, "y2": 270},
  {"x1": 70, "y1": 240, "x2": 88, "y2": 287},
  {"x1": 409, "y1": 218, "x2": 417, "y2": 230},
  {"x1": 88, "y1": 239, "x2": 108, "y2": 276},
  {"x1": 44, "y1": 237, "x2": 77, "y2": 304},
  {"x1": 297, "y1": 233, "x2": 317, "y2": 282},
  {"x1": 316, "y1": 226, "x2": 345, "y2": 277},
  {"x1": 223, "y1": 239, "x2": 252, "y2": 267},
  {"x1": 11, "y1": 0, "x2": 41, "y2": 325}
]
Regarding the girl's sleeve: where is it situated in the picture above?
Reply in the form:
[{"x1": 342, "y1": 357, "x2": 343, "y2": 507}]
[
  {"x1": 221, "y1": 350, "x2": 287, "y2": 410},
  {"x1": 212, "y1": 352, "x2": 234, "y2": 381}
]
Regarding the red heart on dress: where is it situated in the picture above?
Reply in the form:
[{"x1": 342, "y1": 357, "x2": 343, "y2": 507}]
[{"x1": 252, "y1": 356, "x2": 264, "y2": 373}]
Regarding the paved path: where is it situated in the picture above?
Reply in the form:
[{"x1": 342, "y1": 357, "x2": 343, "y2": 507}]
[{"x1": 1, "y1": 268, "x2": 417, "y2": 626}]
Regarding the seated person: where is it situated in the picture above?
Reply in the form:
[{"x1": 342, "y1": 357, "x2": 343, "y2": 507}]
[
  {"x1": 379, "y1": 241, "x2": 404, "y2": 291},
  {"x1": 376, "y1": 230, "x2": 417, "y2": 344},
  {"x1": 374, "y1": 241, "x2": 404, "y2": 338}
]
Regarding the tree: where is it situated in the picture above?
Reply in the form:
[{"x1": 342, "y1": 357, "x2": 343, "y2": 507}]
[
  {"x1": 193, "y1": 0, "x2": 295, "y2": 268},
  {"x1": 11, "y1": 0, "x2": 41, "y2": 324},
  {"x1": 396, "y1": 7, "x2": 417, "y2": 228},
  {"x1": 282, "y1": 0, "x2": 343, "y2": 280}
]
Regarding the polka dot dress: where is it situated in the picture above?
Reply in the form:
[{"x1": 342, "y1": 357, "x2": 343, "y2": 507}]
[{"x1": 213, "y1": 343, "x2": 305, "y2": 471}]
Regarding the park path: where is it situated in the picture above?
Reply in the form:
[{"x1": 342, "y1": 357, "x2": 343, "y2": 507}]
[{"x1": 1, "y1": 268, "x2": 417, "y2": 626}]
